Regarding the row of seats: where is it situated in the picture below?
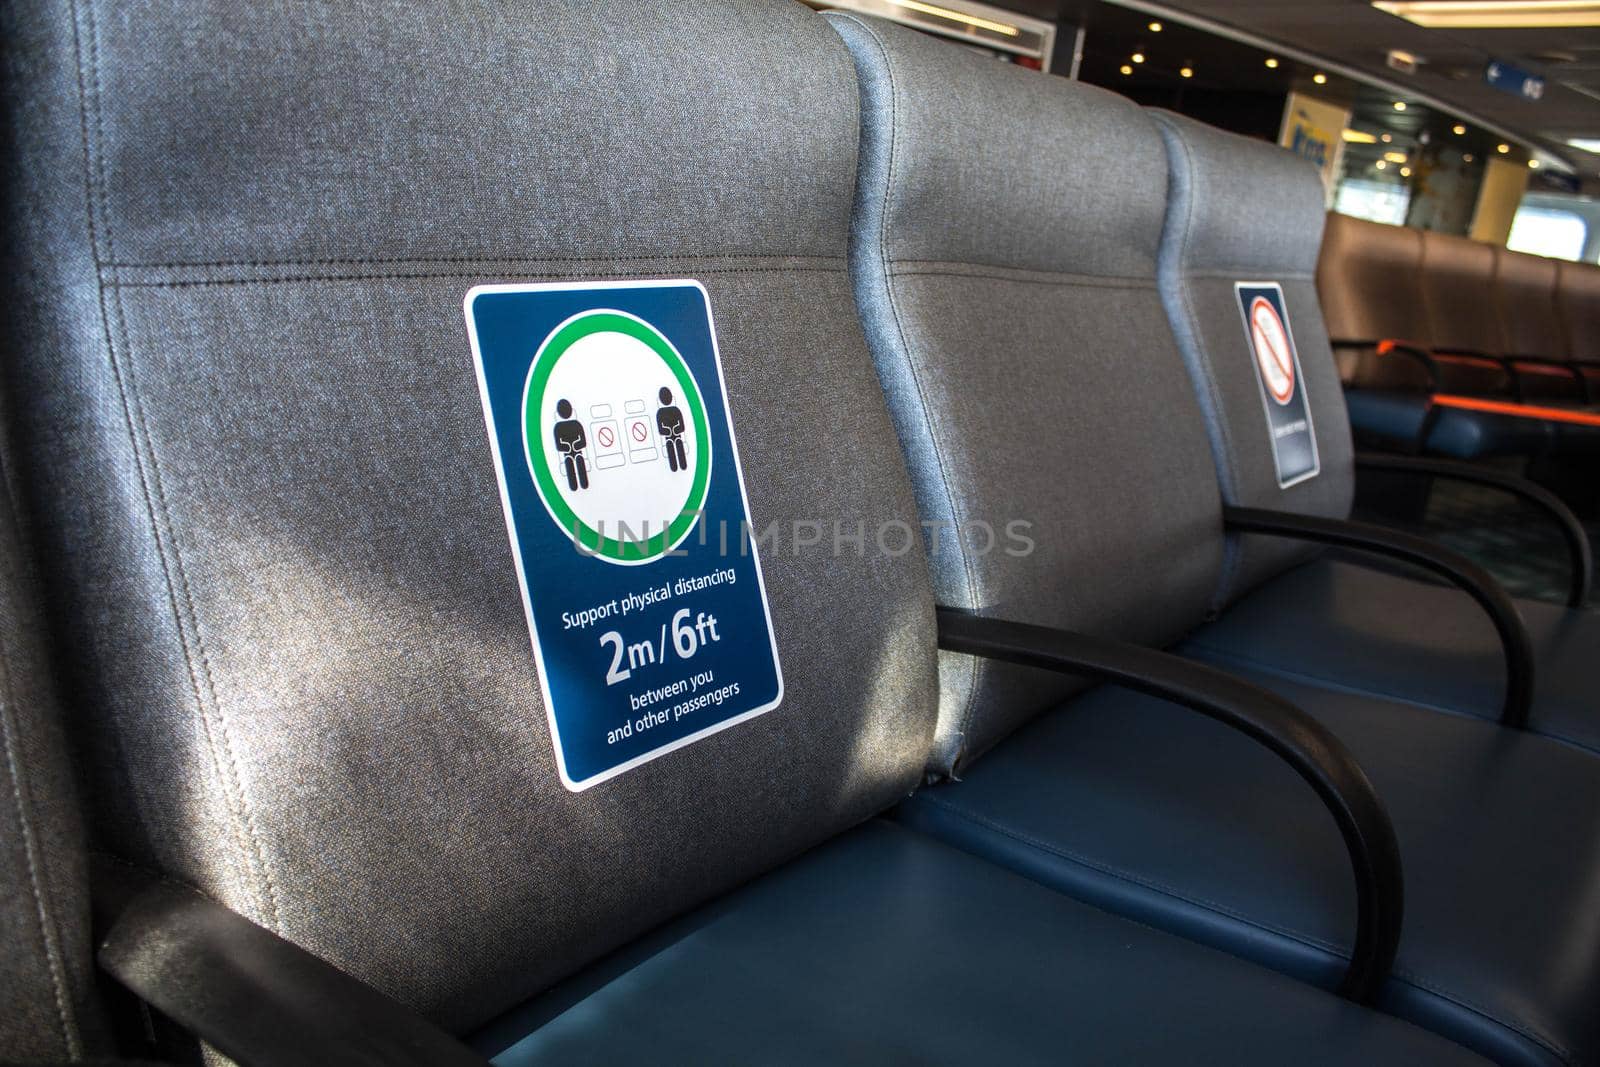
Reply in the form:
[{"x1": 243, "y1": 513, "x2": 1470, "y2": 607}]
[
  {"x1": 1319, "y1": 214, "x2": 1600, "y2": 459},
  {"x1": 2, "y1": 2, "x2": 1597, "y2": 1065}
]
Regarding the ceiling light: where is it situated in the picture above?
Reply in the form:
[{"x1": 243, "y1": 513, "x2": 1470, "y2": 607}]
[
  {"x1": 1313, "y1": 72, "x2": 1328, "y2": 84},
  {"x1": 1452, "y1": 123, "x2": 1467, "y2": 135},
  {"x1": 1529, "y1": 158, "x2": 1542, "y2": 167},
  {"x1": 1372, "y1": 2, "x2": 1600, "y2": 29},
  {"x1": 1384, "y1": 150, "x2": 1409, "y2": 162},
  {"x1": 1265, "y1": 57, "x2": 1280, "y2": 68},
  {"x1": 1464, "y1": 153, "x2": 1476, "y2": 162},
  {"x1": 1565, "y1": 137, "x2": 1600, "y2": 152},
  {"x1": 1132, "y1": 52, "x2": 1145, "y2": 63},
  {"x1": 883, "y1": 0, "x2": 1023, "y2": 36},
  {"x1": 1148, "y1": 20, "x2": 1163, "y2": 31},
  {"x1": 1381, "y1": 133, "x2": 1393, "y2": 142},
  {"x1": 1400, "y1": 166, "x2": 1413, "y2": 176},
  {"x1": 1342, "y1": 129, "x2": 1379, "y2": 143},
  {"x1": 1120, "y1": 64, "x2": 1133, "y2": 75},
  {"x1": 1180, "y1": 66, "x2": 1194, "y2": 78},
  {"x1": 1393, "y1": 100, "x2": 1408, "y2": 110},
  {"x1": 1497, "y1": 142, "x2": 1511, "y2": 153},
  {"x1": 1376, "y1": 159, "x2": 1389, "y2": 169}
]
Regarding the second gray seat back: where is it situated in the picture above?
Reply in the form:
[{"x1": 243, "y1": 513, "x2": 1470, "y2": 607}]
[
  {"x1": 829, "y1": 13, "x2": 1224, "y2": 773},
  {"x1": 1151, "y1": 111, "x2": 1355, "y2": 606}
]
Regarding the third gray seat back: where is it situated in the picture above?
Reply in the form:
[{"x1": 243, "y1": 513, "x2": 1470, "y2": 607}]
[
  {"x1": 829, "y1": 13, "x2": 1223, "y2": 774},
  {"x1": 1151, "y1": 111, "x2": 1354, "y2": 607},
  {"x1": 1, "y1": 0, "x2": 936, "y2": 1033}
]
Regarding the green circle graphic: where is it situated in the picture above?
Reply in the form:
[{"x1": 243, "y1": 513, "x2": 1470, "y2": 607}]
[{"x1": 522, "y1": 310, "x2": 711, "y2": 564}]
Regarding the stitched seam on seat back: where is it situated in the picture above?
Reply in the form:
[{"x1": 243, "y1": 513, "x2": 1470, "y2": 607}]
[
  {"x1": 71, "y1": 0, "x2": 280, "y2": 930},
  {"x1": 834, "y1": 14, "x2": 982, "y2": 765},
  {"x1": 104, "y1": 253, "x2": 848, "y2": 269},
  {"x1": 105, "y1": 265, "x2": 847, "y2": 288},
  {"x1": 920, "y1": 795, "x2": 1573, "y2": 1062},
  {"x1": 0, "y1": 448, "x2": 79, "y2": 1059},
  {"x1": 1153, "y1": 117, "x2": 1253, "y2": 609}
]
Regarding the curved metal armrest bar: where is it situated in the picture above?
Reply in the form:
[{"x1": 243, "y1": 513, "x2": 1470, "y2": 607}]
[
  {"x1": 1355, "y1": 452, "x2": 1593, "y2": 608},
  {"x1": 97, "y1": 874, "x2": 490, "y2": 1067},
  {"x1": 1223, "y1": 505, "x2": 1534, "y2": 728},
  {"x1": 1433, "y1": 349, "x2": 1522, "y2": 401},
  {"x1": 936, "y1": 606, "x2": 1402, "y2": 1005}
]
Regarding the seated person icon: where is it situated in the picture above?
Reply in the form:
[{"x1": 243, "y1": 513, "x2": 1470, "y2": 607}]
[
  {"x1": 552, "y1": 399, "x2": 590, "y2": 491},
  {"x1": 657, "y1": 387, "x2": 687, "y2": 472}
]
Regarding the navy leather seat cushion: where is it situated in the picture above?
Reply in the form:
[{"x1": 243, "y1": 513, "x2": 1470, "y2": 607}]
[
  {"x1": 1426, "y1": 406, "x2": 1557, "y2": 460},
  {"x1": 1342, "y1": 390, "x2": 1559, "y2": 459},
  {"x1": 897, "y1": 676, "x2": 1600, "y2": 1067},
  {"x1": 1183, "y1": 557, "x2": 1600, "y2": 755},
  {"x1": 474, "y1": 820, "x2": 1486, "y2": 1066}
]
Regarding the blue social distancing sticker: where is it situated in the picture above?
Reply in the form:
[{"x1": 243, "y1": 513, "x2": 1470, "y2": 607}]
[
  {"x1": 1235, "y1": 282, "x2": 1320, "y2": 488},
  {"x1": 464, "y1": 280, "x2": 783, "y2": 790}
]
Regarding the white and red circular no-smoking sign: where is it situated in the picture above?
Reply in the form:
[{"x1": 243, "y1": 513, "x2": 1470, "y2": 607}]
[{"x1": 1248, "y1": 296, "x2": 1296, "y2": 405}]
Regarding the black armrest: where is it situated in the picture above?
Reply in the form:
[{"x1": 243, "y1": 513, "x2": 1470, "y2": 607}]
[
  {"x1": 1355, "y1": 452, "x2": 1594, "y2": 608},
  {"x1": 1223, "y1": 505, "x2": 1534, "y2": 729},
  {"x1": 96, "y1": 874, "x2": 490, "y2": 1067},
  {"x1": 1434, "y1": 348, "x2": 1522, "y2": 401},
  {"x1": 936, "y1": 606, "x2": 1403, "y2": 1005},
  {"x1": 1506, "y1": 356, "x2": 1591, "y2": 403},
  {"x1": 1373, "y1": 340, "x2": 1439, "y2": 392}
]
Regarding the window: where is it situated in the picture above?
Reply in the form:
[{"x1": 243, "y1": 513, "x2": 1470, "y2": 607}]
[
  {"x1": 1333, "y1": 179, "x2": 1412, "y2": 226},
  {"x1": 1506, "y1": 205, "x2": 1587, "y2": 261}
]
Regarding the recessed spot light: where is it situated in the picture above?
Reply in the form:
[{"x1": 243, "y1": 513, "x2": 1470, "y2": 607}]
[
  {"x1": 1265, "y1": 57, "x2": 1280, "y2": 68},
  {"x1": 1120, "y1": 64, "x2": 1133, "y2": 75},
  {"x1": 1132, "y1": 52, "x2": 1145, "y2": 63},
  {"x1": 1372, "y1": 2, "x2": 1600, "y2": 30},
  {"x1": 1180, "y1": 66, "x2": 1194, "y2": 78},
  {"x1": 1376, "y1": 159, "x2": 1389, "y2": 169},
  {"x1": 1313, "y1": 72, "x2": 1328, "y2": 84},
  {"x1": 1529, "y1": 158, "x2": 1541, "y2": 168},
  {"x1": 1381, "y1": 133, "x2": 1393, "y2": 142},
  {"x1": 1497, "y1": 142, "x2": 1511, "y2": 153},
  {"x1": 1400, "y1": 166, "x2": 1413, "y2": 176},
  {"x1": 1148, "y1": 20, "x2": 1163, "y2": 31},
  {"x1": 1464, "y1": 153, "x2": 1475, "y2": 162},
  {"x1": 1393, "y1": 101, "x2": 1408, "y2": 111},
  {"x1": 1452, "y1": 123, "x2": 1467, "y2": 135}
]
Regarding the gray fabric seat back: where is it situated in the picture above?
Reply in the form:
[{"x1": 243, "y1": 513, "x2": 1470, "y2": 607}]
[
  {"x1": 1315, "y1": 214, "x2": 1431, "y2": 390},
  {"x1": 1150, "y1": 111, "x2": 1354, "y2": 607},
  {"x1": 828, "y1": 14, "x2": 1224, "y2": 774},
  {"x1": 1, "y1": 0, "x2": 938, "y2": 1032},
  {"x1": 0, "y1": 442, "x2": 106, "y2": 1061}
]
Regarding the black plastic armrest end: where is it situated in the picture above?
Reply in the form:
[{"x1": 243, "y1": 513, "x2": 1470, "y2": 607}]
[{"x1": 97, "y1": 874, "x2": 490, "y2": 1067}]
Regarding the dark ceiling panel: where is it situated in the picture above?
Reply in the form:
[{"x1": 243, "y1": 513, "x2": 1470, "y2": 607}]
[{"x1": 1131, "y1": 0, "x2": 1600, "y2": 174}]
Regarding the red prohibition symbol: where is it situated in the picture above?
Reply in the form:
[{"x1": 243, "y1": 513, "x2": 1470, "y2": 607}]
[
  {"x1": 631, "y1": 421, "x2": 649, "y2": 443},
  {"x1": 1249, "y1": 297, "x2": 1296, "y2": 405},
  {"x1": 597, "y1": 426, "x2": 616, "y2": 448}
]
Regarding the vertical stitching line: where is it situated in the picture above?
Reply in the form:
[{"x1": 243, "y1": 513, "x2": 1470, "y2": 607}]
[
  {"x1": 74, "y1": 0, "x2": 280, "y2": 928},
  {"x1": 0, "y1": 618, "x2": 79, "y2": 1058},
  {"x1": 846, "y1": 18, "x2": 984, "y2": 761}
]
